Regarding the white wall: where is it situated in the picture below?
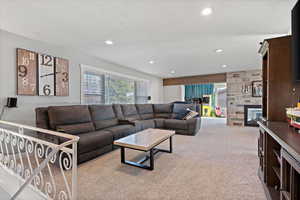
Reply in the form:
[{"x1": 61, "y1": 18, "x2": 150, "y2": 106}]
[
  {"x1": 163, "y1": 85, "x2": 185, "y2": 103},
  {"x1": 0, "y1": 30, "x2": 163, "y2": 125}
]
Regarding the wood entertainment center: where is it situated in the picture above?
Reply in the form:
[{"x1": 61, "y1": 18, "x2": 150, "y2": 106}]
[{"x1": 258, "y1": 36, "x2": 300, "y2": 200}]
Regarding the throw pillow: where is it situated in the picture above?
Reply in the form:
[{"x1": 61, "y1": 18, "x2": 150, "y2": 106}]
[
  {"x1": 183, "y1": 110, "x2": 199, "y2": 120},
  {"x1": 174, "y1": 110, "x2": 189, "y2": 120},
  {"x1": 172, "y1": 104, "x2": 197, "y2": 120}
]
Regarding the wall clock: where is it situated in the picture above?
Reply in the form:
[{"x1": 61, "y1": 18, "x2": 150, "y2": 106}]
[
  {"x1": 38, "y1": 54, "x2": 55, "y2": 96},
  {"x1": 55, "y1": 57, "x2": 69, "y2": 96},
  {"x1": 16, "y1": 48, "x2": 37, "y2": 95},
  {"x1": 16, "y1": 48, "x2": 69, "y2": 97}
]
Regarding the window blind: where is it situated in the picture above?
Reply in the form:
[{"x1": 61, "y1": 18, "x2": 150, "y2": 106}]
[
  {"x1": 81, "y1": 67, "x2": 149, "y2": 105},
  {"x1": 135, "y1": 81, "x2": 149, "y2": 104},
  {"x1": 82, "y1": 72, "x2": 105, "y2": 104}
]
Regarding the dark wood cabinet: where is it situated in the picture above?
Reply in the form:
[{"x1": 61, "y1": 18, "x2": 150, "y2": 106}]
[
  {"x1": 258, "y1": 121, "x2": 300, "y2": 200},
  {"x1": 257, "y1": 34, "x2": 300, "y2": 200},
  {"x1": 280, "y1": 149, "x2": 300, "y2": 200},
  {"x1": 258, "y1": 127, "x2": 266, "y2": 181},
  {"x1": 259, "y1": 36, "x2": 300, "y2": 122}
]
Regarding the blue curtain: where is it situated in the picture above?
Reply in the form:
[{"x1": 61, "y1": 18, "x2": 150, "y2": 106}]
[{"x1": 185, "y1": 84, "x2": 214, "y2": 99}]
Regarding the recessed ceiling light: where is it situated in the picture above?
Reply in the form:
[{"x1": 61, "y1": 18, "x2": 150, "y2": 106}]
[
  {"x1": 201, "y1": 7, "x2": 213, "y2": 16},
  {"x1": 222, "y1": 64, "x2": 227, "y2": 68},
  {"x1": 105, "y1": 40, "x2": 114, "y2": 45},
  {"x1": 149, "y1": 60, "x2": 155, "y2": 64},
  {"x1": 215, "y1": 49, "x2": 223, "y2": 53},
  {"x1": 171, "y1": 70, "x2": 176, "y2": 74}
]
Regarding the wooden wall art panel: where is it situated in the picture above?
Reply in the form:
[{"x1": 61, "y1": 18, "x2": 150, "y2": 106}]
[
  {"x1": 38, "y1": 54, "x2": 55, "y2": 96},
  {"x1": 16, "y1": 48, "x2": 70, "y2": 97},
  {"x1": 17, "y1": 48, "x2": 38, "y2": 95},
  {"x1": 55, "y1": 57, "x2": 69, "y2": 96}
]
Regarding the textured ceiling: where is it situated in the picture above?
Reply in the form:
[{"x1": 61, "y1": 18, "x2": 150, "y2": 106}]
[{"x1": 0, "y1": 0, "x2": 297, "y2": 78}]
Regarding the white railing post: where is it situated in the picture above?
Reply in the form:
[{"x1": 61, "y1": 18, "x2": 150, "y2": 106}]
[{"x1": 72, "y1": 142, "x2": 78, "y2": 200}]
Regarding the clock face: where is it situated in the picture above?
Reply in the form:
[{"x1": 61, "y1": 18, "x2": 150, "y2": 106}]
[
  {"x1": 55, "y1": 58, "x2": 69, "y2": 96},
  {"x1": 38, "y1": 54, "x2": 55, "y2": 96},
  {"x1": 17, "y1": 49, "x2": 37, "y2": 95}
]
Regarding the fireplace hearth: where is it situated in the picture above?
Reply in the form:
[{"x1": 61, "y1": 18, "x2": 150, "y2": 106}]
[{"x1": 244, "y1": 105, "x2": 262, "y2": 126}]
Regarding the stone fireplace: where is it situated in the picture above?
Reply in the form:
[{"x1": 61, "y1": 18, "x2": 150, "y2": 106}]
[{"x1": 226, "y1": 70, "x2": 262, "y2": 126}]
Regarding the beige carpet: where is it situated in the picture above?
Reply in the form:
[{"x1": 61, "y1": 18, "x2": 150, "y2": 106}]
[{"x1": 77, "y1": 118, "x2": 266, "y2": 200}]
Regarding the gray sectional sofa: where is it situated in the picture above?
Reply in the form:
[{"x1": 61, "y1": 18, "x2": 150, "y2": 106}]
[{"x1": 36, "y1": 103, "x2": 201, "y2": 163}]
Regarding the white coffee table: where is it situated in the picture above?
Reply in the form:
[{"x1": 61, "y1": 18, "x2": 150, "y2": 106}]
[{"x1": 113, "y1": 128, "x2": 175, "y2": 170}]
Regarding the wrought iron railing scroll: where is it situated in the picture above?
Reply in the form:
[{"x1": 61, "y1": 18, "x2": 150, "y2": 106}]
[{"x1": 0, "y1": 120, "x2": 79, "y2": 200}]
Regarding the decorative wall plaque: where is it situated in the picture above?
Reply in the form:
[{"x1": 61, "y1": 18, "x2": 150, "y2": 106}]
[
  {"x1": 17, "y1": 48, "x2": 37, "y2": 95},
  {"x1": 38, "y1": 54, "x2": 55, "y2": 96},
  {"x1": 16, "y1": 48, "x2": 69, "y2": 97},
  {"x1": 55, "y1": 57, "x2": 69, "y2": 96}
]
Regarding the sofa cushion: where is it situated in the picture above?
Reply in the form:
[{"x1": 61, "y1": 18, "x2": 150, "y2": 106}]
[
  {"x1": 121, "y1": 104, "x2": 140, "y2": 121},
  {"x1": 135, "y1": 119, "x2": 155, "y2": 131},
  {"x1": 136, "y1": 104, "x2": 154, "y2": 120},
  {"x1": 153, "y1": 104, "x2": 172, "y2": 113},
  {"x1": 95, "y1": 119, "x2": 119, "y2": 130},
  {"x1": 154, "y1": 113, "x2": 172, "y2": 119},
  {"x1": 57, "y1": 122, "x2": 95, "y2": 135},
  {"x1": 77, "y1": 131, "x2": 113, "y2": 154},
  {"x1": 89, "y1": 105, "x2": 119, "y2": 130},
  {"x1": 164, "y1": 119, "x2": 188, "y2": 130},
  {"x1": 153, "y1": 104, "x2": 172, "y2": 119},
  {"x1": 113, "y1": 104, "x2": 124, "y2": 120},
  {"x1": 154, "y1": 118, "x2": 165, "y2": 128},
  {"x1": 103, "y1": 125, "x2": 136, "y2": 140},
  {"x1": 48, "y1": 105, "x2": 92, "y2": 129},
  {"x1": 36, "y1": 107, "x2": 50, "y2": 129}
]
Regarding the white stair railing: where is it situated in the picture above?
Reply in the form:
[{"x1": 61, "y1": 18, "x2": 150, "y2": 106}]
[{"x1": 0, "y1": 120, "x2": 79, "y2": 200}]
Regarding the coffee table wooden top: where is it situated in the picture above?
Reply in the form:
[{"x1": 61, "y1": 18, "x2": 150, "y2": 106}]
[{"x1": 113, "y1": 129, "x2": 175, "y2": 151}]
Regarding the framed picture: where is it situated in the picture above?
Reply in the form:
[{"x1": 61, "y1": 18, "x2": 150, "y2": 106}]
[{"x1": 252, "y1": 81, "x2": 263, "y2": 97}]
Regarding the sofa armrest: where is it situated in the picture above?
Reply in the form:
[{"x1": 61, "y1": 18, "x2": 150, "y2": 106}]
[{"x1": 186, "y1": 117, "x2": 201, "y2": 135}]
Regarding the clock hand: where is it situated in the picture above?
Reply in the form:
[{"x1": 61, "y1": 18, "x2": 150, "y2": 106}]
[{"x1": 40, "y1": 71, "x2": 61, "y2": 78}]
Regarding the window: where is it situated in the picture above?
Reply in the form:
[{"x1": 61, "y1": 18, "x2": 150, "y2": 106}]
[
  {"x1": 82, "y1": 72, "x2": 105, "y2": 104},
  {"x1": 81, "y1": 65, "x2": 149, "y2": 105},
  {"x1": 135, "y1": 81, "x2": 149, "y2": 104},
  {"x1": 106, "y1": 74, "x2": 135, "y2": 104}
]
